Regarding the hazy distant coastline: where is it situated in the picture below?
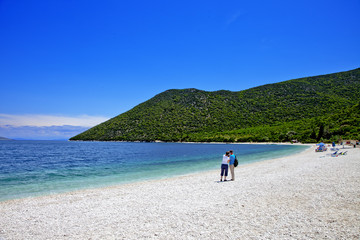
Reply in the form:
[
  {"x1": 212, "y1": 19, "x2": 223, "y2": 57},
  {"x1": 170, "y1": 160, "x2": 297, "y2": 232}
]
[{"x1": 0, "y1": 136, "x2": 12, "y2": 140}]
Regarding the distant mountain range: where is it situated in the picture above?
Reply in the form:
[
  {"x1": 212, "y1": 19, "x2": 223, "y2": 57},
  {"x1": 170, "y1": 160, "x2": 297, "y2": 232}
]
[
  {"x1": 0, "y1": 136, "x2": 12, "y2": 140},
  {"x1": 71, "y1": 68, "x2": 360, "y2": 143},
  {"x1": 0, "y1": 125, "x2": 90, "y2": 141}
]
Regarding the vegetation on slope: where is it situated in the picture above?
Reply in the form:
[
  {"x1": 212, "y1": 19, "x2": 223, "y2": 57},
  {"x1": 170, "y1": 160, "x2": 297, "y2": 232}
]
[{"x1": 70, "y1": 68, "x2": 360, "y2": 143}]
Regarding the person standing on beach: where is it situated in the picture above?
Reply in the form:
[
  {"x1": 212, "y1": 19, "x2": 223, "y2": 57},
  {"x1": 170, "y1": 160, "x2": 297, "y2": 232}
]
[
  {"x1": 220, "y1": 151, "x2": 230, "y2": 181},
  {"x1": 229, "y1": 150, "x2": 235, "y2": 181}
]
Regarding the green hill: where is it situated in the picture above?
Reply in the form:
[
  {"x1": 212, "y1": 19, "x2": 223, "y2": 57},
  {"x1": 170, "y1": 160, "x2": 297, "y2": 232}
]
[{"x1": 70, "y1": 68, "x2": 360, "y2": 143}]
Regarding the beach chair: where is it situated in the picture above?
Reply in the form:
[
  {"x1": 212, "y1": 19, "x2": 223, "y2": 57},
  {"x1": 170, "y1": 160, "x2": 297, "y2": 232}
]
[{"x1": 331, "y1": 151, "x2": 338, "y2": 157}]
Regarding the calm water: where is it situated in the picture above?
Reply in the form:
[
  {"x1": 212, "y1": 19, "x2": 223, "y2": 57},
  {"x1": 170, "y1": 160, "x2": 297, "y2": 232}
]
[{"x1": 0, "y1": 141, "x2": 308, "y2": 201}]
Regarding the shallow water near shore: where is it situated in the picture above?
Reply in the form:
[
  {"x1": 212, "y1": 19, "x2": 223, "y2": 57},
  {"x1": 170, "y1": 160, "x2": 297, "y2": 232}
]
[{"x1": 0, "y1": 141, "x2": 308, "y2": 201}]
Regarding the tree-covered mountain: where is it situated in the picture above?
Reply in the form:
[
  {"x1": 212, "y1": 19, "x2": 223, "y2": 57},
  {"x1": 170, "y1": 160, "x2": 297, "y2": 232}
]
[{"x1": 70, "y1": 68, "x2": 360, "y2": 143}]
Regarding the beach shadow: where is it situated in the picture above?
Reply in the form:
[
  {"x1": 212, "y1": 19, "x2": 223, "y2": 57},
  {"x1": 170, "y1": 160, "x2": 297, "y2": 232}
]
[{"x1": 215, "y1": 180, "x2": 232, "y2": 183}]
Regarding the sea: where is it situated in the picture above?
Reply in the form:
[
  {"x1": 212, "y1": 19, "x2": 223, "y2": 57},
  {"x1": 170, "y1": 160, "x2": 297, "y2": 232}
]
[{"x1": 0, "y1": 141, "x2": 309, "y2": 202}]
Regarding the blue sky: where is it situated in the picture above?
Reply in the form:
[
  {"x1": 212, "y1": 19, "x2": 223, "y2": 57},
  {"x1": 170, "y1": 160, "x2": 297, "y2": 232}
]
[{"x1": 1, "y1": 0, "x2": 359, "y2": 139}]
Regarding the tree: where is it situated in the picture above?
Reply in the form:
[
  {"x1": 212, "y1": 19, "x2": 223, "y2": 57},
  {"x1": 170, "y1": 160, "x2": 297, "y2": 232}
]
[{"x1": 317, "y1": 124, "x2": 324, "y2": 142}]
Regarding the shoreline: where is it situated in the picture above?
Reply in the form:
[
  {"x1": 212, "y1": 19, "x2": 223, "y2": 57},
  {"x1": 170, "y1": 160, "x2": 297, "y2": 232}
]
[
  {"x1": 69, "y1": 139, "x2": 311, "y2": 145},
  {"x1": 3, "y1": 143, "x2": 310, "y2": 203},
  {"x1": 1, "y1": 145, "x2": 359, "y2": 239},
  {"x1": 0, "y1": 143, "x2": 309, "y2": 203}
]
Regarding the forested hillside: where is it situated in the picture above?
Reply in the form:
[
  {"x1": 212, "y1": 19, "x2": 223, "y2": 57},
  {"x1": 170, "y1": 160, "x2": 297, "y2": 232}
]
[{"x1": 70, "y1": 68, "x2": 360, "y2": 143}]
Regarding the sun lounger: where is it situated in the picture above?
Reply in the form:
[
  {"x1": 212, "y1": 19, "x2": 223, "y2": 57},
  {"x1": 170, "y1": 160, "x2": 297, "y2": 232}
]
[{"x1": 331, "y1": 151, "x2": 339, "y2": 157}]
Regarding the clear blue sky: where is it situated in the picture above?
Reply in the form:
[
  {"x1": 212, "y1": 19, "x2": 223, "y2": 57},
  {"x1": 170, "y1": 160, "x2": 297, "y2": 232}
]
[{"x1": 0, "y1": 0, "x2": 359, "y2": 139}]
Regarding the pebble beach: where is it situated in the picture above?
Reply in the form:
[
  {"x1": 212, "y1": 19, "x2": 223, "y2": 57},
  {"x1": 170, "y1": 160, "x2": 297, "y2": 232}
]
[{"x1": 0, "y1": 144, "x2": 359, "y2": 239}]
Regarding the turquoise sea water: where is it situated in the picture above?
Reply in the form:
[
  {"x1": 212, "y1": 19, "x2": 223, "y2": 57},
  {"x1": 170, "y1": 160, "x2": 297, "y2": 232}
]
[{"x1": 0, "y1": 141, "x2": 309, "y2": 201}]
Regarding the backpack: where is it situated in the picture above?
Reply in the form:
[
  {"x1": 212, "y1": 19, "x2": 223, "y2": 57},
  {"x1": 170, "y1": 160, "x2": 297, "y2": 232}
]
[{"x1": 234, "y1": 156, "x2": 238, "y2": 167}]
